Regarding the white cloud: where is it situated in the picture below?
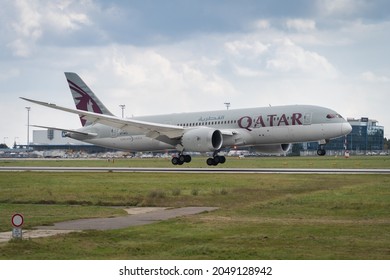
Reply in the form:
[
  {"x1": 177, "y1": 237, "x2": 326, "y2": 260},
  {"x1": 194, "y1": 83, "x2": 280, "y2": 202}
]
[
  {"x1": 225, "y1": 40, "x2": 269, "y2": 57},
  {"x1": 0, "y1": 68, "x2": 20, "y2": 81},
  {"x1": 286, "y1": 19, "x2": 316, "y2": 32},
  {"x1": 46, "y1": 4, "x2": 91, "y2": 31},
  {"x1": 73, "y1": 45, "x2": 238, "y2": 115},
  {"x1": 337, "y1": 19, "x2": 390, "y2": 45},
  {"x1": 7, "y1": 39, "x2": 33, "y2": 57},
  {"x1": 317, "y1": 0, "x2": 370, "y2": 17},
  {"x1": 108, "y1": 48, "x2": 216, "y2": 92},
  {"x1": 7, "y1": 0, "x2": 42, "y2": 57},
  {"x1": 252, "y1": 19, "x2": 271, "y2": 30},
  {"x1": 6, "y1": 0, "x2": 93, "y2": 57},
  {"x1": 266, "y1": 39, "x2": 337, "y2": 77},
  {"x1": 360, "y1": 71, "x2": 390, "y2": 83},
  {"x1": 232, "y1": 65, "x2": 267, "y2": 77}
]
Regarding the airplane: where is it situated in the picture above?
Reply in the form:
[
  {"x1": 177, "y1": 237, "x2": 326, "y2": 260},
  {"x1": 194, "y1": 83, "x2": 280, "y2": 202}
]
[{"x1": 21, "y1": 72, "x2": 352, "y2": 166}]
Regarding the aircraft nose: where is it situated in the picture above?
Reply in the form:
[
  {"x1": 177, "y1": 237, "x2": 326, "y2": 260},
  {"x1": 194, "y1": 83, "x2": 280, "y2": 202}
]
[{"x1": 341, "y1": 122, "x2": 352, "y2": 135}]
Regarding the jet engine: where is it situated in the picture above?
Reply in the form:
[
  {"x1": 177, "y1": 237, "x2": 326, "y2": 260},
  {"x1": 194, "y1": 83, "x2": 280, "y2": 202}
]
[
  {"x1": 181, "y1": 128, "x2": 223, "y2": 152},
  {"x1": 253, "y1": 144, "x2": 291, "y2": 154}
]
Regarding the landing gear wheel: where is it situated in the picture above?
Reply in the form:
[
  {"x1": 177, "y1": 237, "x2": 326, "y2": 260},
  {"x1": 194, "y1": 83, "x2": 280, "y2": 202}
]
[
  {"x1": 218, "y1": 156, "x2": 226, "y2": 164},
  {"x1": 184, "y1": 155, "x2": 192, "y2": 163},
  {"x1": 172, "y1": 154, "x2": 191, "y2": 165},
  {"x1": 206, "y1": 155, "x2": 226, "y2": 166},
  {"x1": 317, "y1": 145, "x2": 326, "y2": 156},
  {"x1": 171, "y1": 157, "x2": 181, "y2": 165},
  {"x1": 317, "y1": 149, "x2": 326, "y2": 156},
  {"x1": 206, "y1": 158, "x2": 217, "y2": 166}
]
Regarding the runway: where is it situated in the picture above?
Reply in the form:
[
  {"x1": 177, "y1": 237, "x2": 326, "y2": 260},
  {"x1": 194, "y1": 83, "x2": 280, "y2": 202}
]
[{"x1": 1, "y1": 166, "x2": 390, "y2": 174}]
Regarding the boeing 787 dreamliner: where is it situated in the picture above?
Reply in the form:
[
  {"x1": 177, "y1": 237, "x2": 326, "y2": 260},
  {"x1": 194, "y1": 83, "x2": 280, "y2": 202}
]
[{"x1": 21, "y1": 72, "x2": 352, "y2": 165}]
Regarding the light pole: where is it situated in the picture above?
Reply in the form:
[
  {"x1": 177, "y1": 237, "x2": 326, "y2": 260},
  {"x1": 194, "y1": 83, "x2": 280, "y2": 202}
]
[
  {"x1": 25, "y1": 107, "x2": 31, "y2": 148},
  {"x1": 119, "y1": 105, "x2": 125, "y2": 118},
  {"x1": 224, "y1": 102, "x2": 230, "y2": 110}
]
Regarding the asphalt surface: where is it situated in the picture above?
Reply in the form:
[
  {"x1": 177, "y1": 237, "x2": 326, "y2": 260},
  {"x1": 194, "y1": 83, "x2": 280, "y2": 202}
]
[
  {"x1": 37, "y1": 206, "x2": 218, "y2": 230},
  {"x1": 1, "y1": 166, "x2": 390, "y2": 174}
]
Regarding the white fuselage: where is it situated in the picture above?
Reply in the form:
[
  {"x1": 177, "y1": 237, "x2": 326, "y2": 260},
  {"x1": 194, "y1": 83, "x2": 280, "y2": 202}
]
[{"x1": 71, "y1": 105, "x2": 352, "y2": 152}]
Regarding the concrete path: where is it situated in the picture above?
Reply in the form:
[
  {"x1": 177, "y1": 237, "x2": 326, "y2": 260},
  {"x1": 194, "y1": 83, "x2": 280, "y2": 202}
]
[
  {"x1": 0, "y1": 229, "x2": 79, "y2": 243},
  {"x1": 0, "y1": 207, "x2": 218, "y2": 243}
]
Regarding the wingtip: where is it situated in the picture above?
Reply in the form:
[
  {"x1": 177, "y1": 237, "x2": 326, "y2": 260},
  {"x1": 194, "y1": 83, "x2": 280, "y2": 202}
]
[
  {"x1": 19, "y1": 97, "x2": 55, "y2": 106},
  {"x1": 20, "y1": 97, "x2": 35, "y2": 102},
  {"x1": 20, "y1": 97, "x2": 32, "y2": 102}
]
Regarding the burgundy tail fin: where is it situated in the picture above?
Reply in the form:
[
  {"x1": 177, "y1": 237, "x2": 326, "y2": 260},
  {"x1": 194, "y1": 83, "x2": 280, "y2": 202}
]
[{"x1": 65, "y1": 72, "x2": 113, "y2": 127}]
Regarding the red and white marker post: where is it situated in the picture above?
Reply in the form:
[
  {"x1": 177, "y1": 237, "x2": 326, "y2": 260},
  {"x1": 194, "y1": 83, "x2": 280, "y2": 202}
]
[{"x1": 11, "y1": 213, "x2": 24, "y2": 239}]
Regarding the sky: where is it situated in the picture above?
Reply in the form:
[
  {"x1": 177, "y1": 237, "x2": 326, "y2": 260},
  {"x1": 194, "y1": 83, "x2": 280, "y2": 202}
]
[{"x1": 1, "y1": 0, "x2": 389, "y2": 147}]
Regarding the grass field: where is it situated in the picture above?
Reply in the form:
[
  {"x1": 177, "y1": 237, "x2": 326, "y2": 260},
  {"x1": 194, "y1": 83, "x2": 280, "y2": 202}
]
[
  {"x1": 1, "y1": 155, "x2": 390, "y2": 168},
  {"x1": 0, "y1": 156, "x2": 389, "y2": 259}
]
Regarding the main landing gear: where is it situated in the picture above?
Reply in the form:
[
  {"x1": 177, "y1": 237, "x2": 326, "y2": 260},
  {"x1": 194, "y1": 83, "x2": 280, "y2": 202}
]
[
  {"x1": 206, "y1": 151, "x2": 226, "y2": 166},
  {"x1": 171, "y1": 154, "x2": 192, "y2": 165},
  {"x1": 171, "y1": 152, "x2": 227, "y2": 166}
]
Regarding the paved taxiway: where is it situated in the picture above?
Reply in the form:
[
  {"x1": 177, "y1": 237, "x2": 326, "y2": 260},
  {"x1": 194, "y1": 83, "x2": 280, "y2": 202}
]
[
  {"x1": 1, "y1": 166, "x2": 390, "y2": 174},
  {"x1": 0, "y1": 207, "x2": 218, "y2": 243}
]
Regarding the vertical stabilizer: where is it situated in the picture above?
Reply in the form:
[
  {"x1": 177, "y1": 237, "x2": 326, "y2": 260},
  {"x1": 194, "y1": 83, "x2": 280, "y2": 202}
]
[{"x1": 65, "y1": 72, "x2": 113, "y2": 126}]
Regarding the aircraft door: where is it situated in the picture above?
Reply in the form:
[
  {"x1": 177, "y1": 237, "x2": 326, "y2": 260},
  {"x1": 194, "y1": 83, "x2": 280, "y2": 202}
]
[
  {"x1": 303, "y1": 113, "x2": 312, "y2": 125},
  {"x1": 111, "y1": 128, "x2": 119, "y2": 138}
]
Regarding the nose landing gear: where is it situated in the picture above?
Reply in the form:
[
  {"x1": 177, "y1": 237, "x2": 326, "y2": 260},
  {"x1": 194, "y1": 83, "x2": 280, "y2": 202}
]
[{"x1": 317, "y1": 141, "x2": 327, "y2": 156}]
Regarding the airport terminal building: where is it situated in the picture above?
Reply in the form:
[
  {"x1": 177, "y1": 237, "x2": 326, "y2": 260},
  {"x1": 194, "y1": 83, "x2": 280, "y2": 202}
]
[
  {"x1": 30, "y1": 129, "x2": 116, "y2": 154},
  {"x1": 345, "y1": 117, "x2": 384, "y2": 153},
  {"x1": 300, "y1": 117, "x2": 385, "y2": 156}
]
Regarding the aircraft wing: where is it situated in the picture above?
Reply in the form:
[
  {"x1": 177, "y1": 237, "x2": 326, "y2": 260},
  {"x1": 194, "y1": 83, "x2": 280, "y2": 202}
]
[
  {"x1": 31, "y1": 125, "x2": 98, "y2": 137},
  {"x1": 21, "y1": 97, "x2": 185, "y2": 139}
]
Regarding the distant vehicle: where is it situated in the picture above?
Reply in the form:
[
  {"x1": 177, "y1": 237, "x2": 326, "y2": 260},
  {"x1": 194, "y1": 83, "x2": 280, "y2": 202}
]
[
  {"x1": 140, "y1": 153, "x2": 154, "y2": 158},
  {"x1": 228, "y1": 150, "x2": 250, "y2": 157},
  {"x1": 43, "y1": 150, "x2": 64, "y2": 158},
  {"x1": 22, "y1": 72, "x2": 352, "y2": 166}
]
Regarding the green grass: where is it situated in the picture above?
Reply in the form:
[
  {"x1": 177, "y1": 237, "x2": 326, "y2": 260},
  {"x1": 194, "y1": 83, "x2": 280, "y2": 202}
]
[{"x1": 0, "y1": 157, "x2": 389, "y2": 259}]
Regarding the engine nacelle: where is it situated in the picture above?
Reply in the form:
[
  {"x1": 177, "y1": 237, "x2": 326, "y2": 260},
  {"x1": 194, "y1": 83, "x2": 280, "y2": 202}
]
[
  {"x1": 181, "y1": 128, "x2": 223, "y2": 152},
  {"x1": 253, "y1": 144, "x2": 291, "y2": 154}
]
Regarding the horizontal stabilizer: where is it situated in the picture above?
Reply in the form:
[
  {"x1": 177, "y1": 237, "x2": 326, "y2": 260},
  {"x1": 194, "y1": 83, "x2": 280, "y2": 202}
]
[{"x1": 31, "y1": 125, "x2": 97, "y2": 137}]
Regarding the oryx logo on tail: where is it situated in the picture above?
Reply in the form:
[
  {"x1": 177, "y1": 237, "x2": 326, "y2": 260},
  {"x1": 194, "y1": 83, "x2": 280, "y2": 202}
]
[{"x1": 65, "y1": 72, "x2": 113, "y2": 126}]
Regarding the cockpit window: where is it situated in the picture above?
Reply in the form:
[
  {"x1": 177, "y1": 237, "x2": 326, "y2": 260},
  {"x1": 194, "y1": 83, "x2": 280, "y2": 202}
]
[{"x1": 326, "y1": 114, "x2": 343, "y2": 119}]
